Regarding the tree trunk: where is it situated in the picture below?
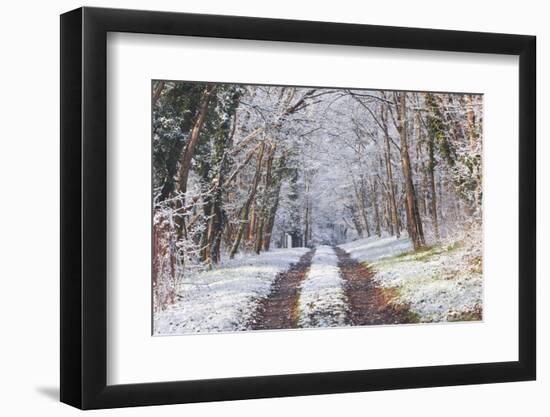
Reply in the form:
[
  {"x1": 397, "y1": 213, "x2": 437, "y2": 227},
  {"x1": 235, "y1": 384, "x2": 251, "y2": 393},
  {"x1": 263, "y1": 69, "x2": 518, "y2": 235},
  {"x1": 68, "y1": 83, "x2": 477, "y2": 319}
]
[
  {"x1": 229, "y1": 142, "x2": 266, "y2": 259},
  {"x1": 371, "y1": 180, "x2": 382, "y2": 237},
  {"x1": 254, "y1": 215, "x2": 264, "y2": 254},
  {"x1": 152, "y1": 212, "x2": 177, "y2": 309},
  {"x1": 466, "y1": 94, "x2": 481, "y2": 214},
  {"x1": 304, "y1": 198, "x2": 309, "y2": 247},
  {"x1": 176, "y1": 85, "x2": 217, "y2": 198},
  {"x1": 262, "y1": 199, "x2": 279, "y2": 251},
  {"x1": 353, "y1": 178, "x2": 370, "y2": 237},
  {"x1": 380, "y1": 106, "x2": 400, "y2": 238},
  {"x1": 424, "y1": 93, "x2": 444, "y2": 241},
  {"x1": 395, "y1": 92, "x2": 425, "y2": 250},
  {"x1": 262, "y1": 150, "x2": 286, "y2": 251},
  {"x1": 384, "y1": 199, "x2": 393, "y2": 235},
  {"x1": 262, "y1": 185, "x2": 281, "y2": 251},
  {"x1": 466, "y1": 94, "x2": 478, "y2": 150},
  {"x1": 427, "y1": 127, "x2": 440, "y2": 241},
  {"x1": 199, "y1": 198, "x2": 213, "y2": 264},
  {"x1": 308, "y1": 203, "x2": 313, "y2": 244},
  {"x1": 347, "y1": 204, "x2": 364, "y2": 238},
  {"x1": 248, "y1": 206, "x2": 256, "y2": 246},
  {"x1": 256, "y1": 143, "x2": 276, "y2": 253},
  {"x1": 175, "y1": 85, "x2": 217, "y2": 238}
]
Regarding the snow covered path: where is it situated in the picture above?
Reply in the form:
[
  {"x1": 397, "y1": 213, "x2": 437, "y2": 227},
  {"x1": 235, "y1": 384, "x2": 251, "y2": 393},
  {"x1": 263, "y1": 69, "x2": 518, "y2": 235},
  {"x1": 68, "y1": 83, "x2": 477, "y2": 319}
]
[
  {"x1": 297, "y1": 246, "x2": 348, "y2": 328},
  {"x1": 154, "y1": 235, "x2": 481, "y2": 336},
  {"x1": 154, "y1": 247, "x2": 309, "y2": 335}
]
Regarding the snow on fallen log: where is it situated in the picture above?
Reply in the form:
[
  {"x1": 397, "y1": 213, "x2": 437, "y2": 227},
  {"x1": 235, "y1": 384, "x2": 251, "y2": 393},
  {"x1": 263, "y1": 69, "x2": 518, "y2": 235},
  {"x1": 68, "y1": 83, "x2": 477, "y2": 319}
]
[
  {"x1": 154, "y1": 247, "x2": 309, "y2": 335},
  {"x1": 297, "y1": 246, "x2": 348, "y2": 328}
]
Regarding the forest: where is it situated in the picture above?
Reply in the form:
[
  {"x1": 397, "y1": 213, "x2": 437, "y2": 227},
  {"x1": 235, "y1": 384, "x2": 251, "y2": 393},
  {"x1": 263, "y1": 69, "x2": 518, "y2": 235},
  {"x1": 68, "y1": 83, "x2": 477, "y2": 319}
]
[{"x1": 152, "y1": 80, "x2": 483, "y2": 334}]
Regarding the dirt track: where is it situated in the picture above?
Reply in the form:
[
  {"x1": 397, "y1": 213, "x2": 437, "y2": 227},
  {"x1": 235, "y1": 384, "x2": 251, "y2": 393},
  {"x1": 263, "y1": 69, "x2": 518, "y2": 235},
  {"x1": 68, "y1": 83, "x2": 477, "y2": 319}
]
[
  {"x1": 251, "y1": 248, "x2": 315, "y2": 330},
  {"x1": 334, "y1": 247, "x2": 416, "y2": 325},
  {"x1": 251, "y1": 246, "x2": 415, "y2": 330}
]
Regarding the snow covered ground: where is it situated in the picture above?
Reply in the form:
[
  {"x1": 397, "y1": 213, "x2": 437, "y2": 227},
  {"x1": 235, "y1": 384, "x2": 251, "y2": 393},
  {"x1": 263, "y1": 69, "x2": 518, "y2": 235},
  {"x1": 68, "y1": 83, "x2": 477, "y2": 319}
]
[
  {"x1": 340, "y1": 236, "x2": 483, "y2": 322},
  {"x1": 339, "y1": 235, "x2": 413, "y2": 263},
  {"x1": 155, "y1": 234, "x2": 482, "y2": 335},
  {"x1": 297, "y1": 246, "x2": 348, "y2": 328},
  {"x1": 154, "y1": 247, "x2": 308, "y2": 335}
]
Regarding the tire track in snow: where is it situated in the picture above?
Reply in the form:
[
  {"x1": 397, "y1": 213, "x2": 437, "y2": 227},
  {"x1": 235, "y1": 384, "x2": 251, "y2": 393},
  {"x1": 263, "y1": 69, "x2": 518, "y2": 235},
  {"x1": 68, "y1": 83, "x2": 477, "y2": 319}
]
[
  {"x1": 334, "y1": 246, "x2": 416, "y2": 325},
  {"x1": 250, "y1": 248, "x2": 315, "y2": 330}
]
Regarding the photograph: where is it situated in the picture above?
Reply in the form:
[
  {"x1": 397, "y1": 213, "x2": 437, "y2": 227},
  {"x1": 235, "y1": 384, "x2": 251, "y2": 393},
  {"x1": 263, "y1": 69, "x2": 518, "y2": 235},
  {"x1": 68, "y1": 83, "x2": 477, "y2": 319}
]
[{"x1": 152, "y1": 81, "x2": 484, "y2": 335}]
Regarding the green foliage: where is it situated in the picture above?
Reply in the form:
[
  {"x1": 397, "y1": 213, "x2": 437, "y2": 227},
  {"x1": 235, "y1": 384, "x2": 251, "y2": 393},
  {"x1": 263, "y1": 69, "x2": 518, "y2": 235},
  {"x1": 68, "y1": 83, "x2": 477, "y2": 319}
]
[
  {"x1": 371, "y1": 241, "x2": 463, "y2": 269},
  {"x1": 152, "y1": 81, "x2": 209, "y2": 202},
  {"x1": 195, "y1": 85, "x2": 244, "y2": 183},
  {"x1": 425, "y1": 93, "x2": 482, "y2": 212},
  {"x1": 425, "y1": 93, "x2": 454, "y2": 167}
]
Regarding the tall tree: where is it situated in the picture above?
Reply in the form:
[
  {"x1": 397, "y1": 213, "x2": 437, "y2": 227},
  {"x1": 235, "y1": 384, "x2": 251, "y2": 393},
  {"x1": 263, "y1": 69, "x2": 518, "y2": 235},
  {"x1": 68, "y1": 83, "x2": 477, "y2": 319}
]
[
  {"x1": 424, "y1": 93, "x2": 441, "y2": 240},
  {"x1": 394, "y1": 92, "x2": 425, "y2": 249},
  {"x1": 379, "y1": 103, "x2": 401, "y2": 238},
  {"x1": 174, "y1": 84, "x2": 217, "y2": 239},
  {"x1": 229, "y1": 141, "x2": 266, "y2": 258},
  {"x1": 197, "y1": 86, "x2": 243, "y2": 267}
]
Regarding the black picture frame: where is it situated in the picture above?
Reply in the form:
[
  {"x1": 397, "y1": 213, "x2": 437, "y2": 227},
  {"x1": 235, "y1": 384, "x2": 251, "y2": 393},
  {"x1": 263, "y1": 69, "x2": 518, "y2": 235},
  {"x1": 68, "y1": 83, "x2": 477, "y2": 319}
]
[{"x1": 60, "y1": 6, "x2": 536, "y2": 410}]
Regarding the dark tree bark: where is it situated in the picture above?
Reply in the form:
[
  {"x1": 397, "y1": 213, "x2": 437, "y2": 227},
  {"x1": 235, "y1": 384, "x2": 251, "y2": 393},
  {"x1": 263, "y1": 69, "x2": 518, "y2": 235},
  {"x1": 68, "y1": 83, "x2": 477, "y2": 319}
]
[
  {"x1": 394, "y1": 92, "x2": 425, "y2": 250},
  {"x1": 203, "y1": 109, "x2": 239, "y2": 268},
  {"x1": 229, "y1": 142, "x2": 266, "y2": 259},
  {"x1": 424, "y1": 92, "x2": 445, "y2": 241},
  {"x1": 176, "y1": 85, "x2": 217, "y2": 199},
  {"x1": 262, "y1": 152, "x2": 286, "y2": 251},
  {"x1": 174, "y1": 85, "x2": 217, "y2": 239},
  {"x1": 255, "y1": 143, "x2": 276, "y2": 254},
  {"x1": 263, "y1": 191, "x2": 279, "y2": 248}
]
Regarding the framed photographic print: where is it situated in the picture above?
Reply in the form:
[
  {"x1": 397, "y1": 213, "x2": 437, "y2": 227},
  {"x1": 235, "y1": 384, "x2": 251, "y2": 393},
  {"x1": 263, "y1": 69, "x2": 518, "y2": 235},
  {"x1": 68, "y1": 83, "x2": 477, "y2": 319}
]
[{"x1": 60, "y1": 6, "x2": 536, "y2": 409}]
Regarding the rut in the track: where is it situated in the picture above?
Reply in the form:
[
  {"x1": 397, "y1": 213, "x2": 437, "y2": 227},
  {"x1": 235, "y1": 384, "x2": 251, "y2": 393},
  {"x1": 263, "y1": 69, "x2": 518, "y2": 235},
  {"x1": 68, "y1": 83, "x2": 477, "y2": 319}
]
[
  {"x1": 250, "y1": 248, "x2": 316, "y2": 330},
  {"x1": 334, "y1": 247, "x2": 417, "y2": 325}
]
